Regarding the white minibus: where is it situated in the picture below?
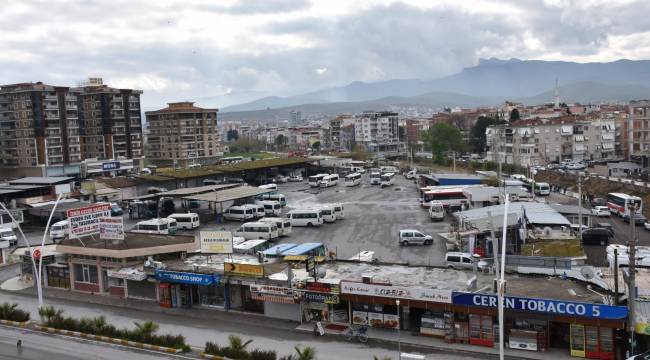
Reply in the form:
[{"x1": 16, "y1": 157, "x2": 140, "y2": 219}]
[
  {"x1": 319, "y1": 206, "x2": 337, "y2": 223},
  {"x1": 223, "y1": 205, "x2": 257, "y2": 221},
  {"x1": 308, "y1": 174, "x2": 328, "y2": 187},
  {"x1": 131, "y1": 218, "x2": 177, "y2": 235},
  {"x1": 332, "y1": 203, "x2": 344, "y2": 220},
  {"x1": 50, "y1": 220, "x2": 69, "y2": 241},
  {"x1": 319, "y1": 174, "x2": 339, "y2": 188},
  {"x1": 234, "y1": 239, "x2": 270, "y2": 255},
  {"x1": 258, "y1": 183, "x2": 278, "y2": 192},
  {"x1": 255, "y1": 200, "x2": 282, "y2": 216},
  {"x1": 345, "y1": 173, "x2": 362, "y2": 187},
  {"x1": 167, "y1": 213, "x2": 200, "y2": 230},
  {"x1": 246, "y1": 203, "x2": 266, "y2": 218},
  {"x1": 286, "y1": 209, "x2": 324, "y2": 227},
  {"x1": 370, "y1": 171, "x2": 381, "y2": 185},
  {"x1": 428, "y1": 201, "x2": 445, "y2": 221},
  {"x1": 259, "y1": 217, "x2": 292, "y2": 236},
  {"x1": 258, "y1": 193, "x2": 287, "y2": 206},
  {"x1": 381, "y1": 172, "x2": 394, "y2": 187},
  {"x1": 235, "y1": 222, "x2": 279, "y2": 240}
]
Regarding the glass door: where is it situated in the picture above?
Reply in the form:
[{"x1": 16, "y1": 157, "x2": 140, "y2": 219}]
[{"x1": 570, "y1": 324, "x2": 586, "y2": 358}]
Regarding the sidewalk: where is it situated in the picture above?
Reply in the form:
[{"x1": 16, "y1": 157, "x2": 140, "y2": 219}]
[{"x1": 296, "y1": 323, "x2": 574, "y2": 360}]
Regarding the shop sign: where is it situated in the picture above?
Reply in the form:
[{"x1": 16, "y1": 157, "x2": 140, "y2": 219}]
[
  {"x1": 67, "y1": 204, "x2": 112, "y2": 238},
  {"x1": 155, "y1": 270, "x2": 220, "y2": 286},
  {"x1": 296, "y1": 291, "x2": 340, "y2": 304},
  {"x1": 305, "y1": 281, "x2": 339, "y2": 294},
  {"x1": 452, "y1": 292, "x2": 628, "y2": 320},
  {"x1": 224, "y1": 262, "x2": 264, "y2": 277},
  {"x1": 250, "y1": 284, "x2": 293, "y2": 296},
  {"x1": 102, "y1": 161, "x2": 120, "y2": 171},
  {"x1": 200, "y1": 231, "x2": 233, "y2": 254},
  {"x1": 99, "y1": 217, "x2": 124, "y2": 240},
  {"x1": 80, "y1": 181, "x2": 96, "y2": 195},
  {"x1": 636, "y1": 323, "x2": 650, "y2": 335},
  {"x1": 340, "y1": 281, "x2": 452, "y2": 304}
]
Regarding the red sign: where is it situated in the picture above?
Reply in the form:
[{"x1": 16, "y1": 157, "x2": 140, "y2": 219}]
[
  {"x1": 32, "y1": 248, "x2": 41, "y2": 259},
  {"x1": 305, "y1": 281, "x2": 339, "y2": 294}
]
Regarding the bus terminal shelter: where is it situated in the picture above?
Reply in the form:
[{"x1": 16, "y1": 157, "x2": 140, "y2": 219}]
[{"x1": 182, "y1": 185, "x2": 275, "y2": 223}]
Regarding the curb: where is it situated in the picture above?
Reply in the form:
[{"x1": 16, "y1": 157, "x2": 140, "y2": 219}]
[
  {"x1": 0, "y1": 319, "x2": 29, "y2": 327},
  {"x1": 200, "y1": 352, "x2": 226, "y2": 359},
  {"x1": 33, "y1": 325, "x2": 183, "y2": 353}
]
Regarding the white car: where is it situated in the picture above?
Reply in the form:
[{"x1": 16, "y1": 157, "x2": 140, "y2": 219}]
[
  {"x1": 275, "y1": 175, "x2": 288, "y2": 183},
  {"x1": 405, "y1": 170, "x2": 417, "y2": 179},
  {"x1": 288, "y1": 175, "x2": 303, "y2": 182},
  {"x1": 645, "y1": 222, "x2": 650, "y2": 231},
  {"x1": 591, "y1": 206, "x2": 610, "y2": 217}
]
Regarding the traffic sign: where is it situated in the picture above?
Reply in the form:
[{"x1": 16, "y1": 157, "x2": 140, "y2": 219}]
[{"x1": 32, "y1": 248, "x2": 41, "y2": 260}]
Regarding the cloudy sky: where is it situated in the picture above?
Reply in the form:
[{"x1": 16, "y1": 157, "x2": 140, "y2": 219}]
[{"x1": 2, "y1": 0, "x2": 649, "y2": 110}]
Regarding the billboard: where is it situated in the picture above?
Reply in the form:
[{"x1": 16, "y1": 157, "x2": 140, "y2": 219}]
[
  {"x1": 102, "y1": 161, "x2": 120, "y2": 171},
  {"x1": 67, "y1": 204, "x2": 111, "y2": 238},
  {"x1": 200, "y1": 231, "x2": 233, "y2": 254},
  {"x1": 224, "y1": 262, "x2": 264, "y2": 277},
  {"x1": 99, "y1": 217, "x2": 124, "y2": 240}
]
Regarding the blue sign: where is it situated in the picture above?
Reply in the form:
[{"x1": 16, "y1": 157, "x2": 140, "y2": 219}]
[
  {"x1": 452, "y1": 292, "x2": 628, "y2": 320},
  {"x1": 102, "y1": 161, "x2": 120, "y2": 171},
  {"x1": 155, "y1": 270, "x2": 220, "y2": 286}
]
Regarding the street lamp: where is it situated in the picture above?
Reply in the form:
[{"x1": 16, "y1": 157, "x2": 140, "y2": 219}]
[{"x1": 396, "y1": 299, "x2": 401, "y2": 360}]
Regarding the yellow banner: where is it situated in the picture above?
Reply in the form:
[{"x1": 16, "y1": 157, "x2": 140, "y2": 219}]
[
  {"x1": 636, "y1": 323, "x2": 650, "y2": 335},
  {"x1": 224, "y1": 262, "x2": 264, "y2": 277}
]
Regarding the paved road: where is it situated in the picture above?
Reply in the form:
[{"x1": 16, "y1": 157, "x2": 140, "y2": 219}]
[
  {"x1": 0, "y1": 326, "x2": 178, "y2": 360},
  {"x1": 0, "y1": 291, "x2": 478, "y2": 360}
]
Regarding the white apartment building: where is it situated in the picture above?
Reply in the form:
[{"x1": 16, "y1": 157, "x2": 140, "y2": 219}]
[
  {"x1": 486, "y1": 118, "x2": 616, "y2": 167},
  {"x1": 354, "y1": 111, "x2": 403, "y2": 152}
]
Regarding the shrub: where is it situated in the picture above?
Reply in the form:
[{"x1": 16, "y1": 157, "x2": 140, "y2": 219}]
[
  {"x1": 0, "y1": 303, "x2": 29, "y2": 322},
  {"x1": 250, "y1": 349, "x2": 277, "y2": 360},
  {"x1": 204, "y1": 341, "x2": 222, "y2": 356}
]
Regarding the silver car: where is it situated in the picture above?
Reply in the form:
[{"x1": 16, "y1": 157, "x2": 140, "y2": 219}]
[{"x1": 399, "y1": 229, "x2": 433, "y2": 246}]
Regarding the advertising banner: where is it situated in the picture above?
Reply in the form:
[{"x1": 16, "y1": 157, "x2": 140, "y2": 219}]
[
  {"x1": 200, "y1": 231, "x2": 233, "y2": 254},
  {"x1": 102, "y1": 161, "x2": 120, "y2": 171},
  {"x1": 224, "y1": 262, "x2": 264, "y2": 277},
  {"x1": 67, "y1": 204, "x2": 111, "y2": 238},
  {"x1": 99, "y1": 217, "x2": 124, "y2": 240},
  {"x1": 155, "y1": 270, "x2": 220, "y2": 286},
  {"x1": 452, "y1": 292, "x2": 628, "y2": 320},
  {"x1": 296, "y1": 291, "x2": 340, "y2": 304},
  {"x1": 304, "y1": 281, "x2": 339, "y2": 294},
  {"x1": 341, "y1": 281, "x2": 452, "y2": 303}
]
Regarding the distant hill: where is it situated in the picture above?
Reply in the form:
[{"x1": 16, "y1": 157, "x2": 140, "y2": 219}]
[
  {"x1": 516, "y1": 81, "x2": 650, "y2": 105},
  {"x1": 221, "y1": 58, "x2": 650, "y2": 113}
]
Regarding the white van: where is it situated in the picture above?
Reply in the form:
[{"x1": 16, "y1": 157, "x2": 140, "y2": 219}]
[
  {"x1": 246, "y1": 203, "x2": 266, "y2": 219},
  {"x1": 445, "y1": 252, "x2": 475, "y2": 269},
  {"x1": 370, "y1": 172, "x2": 381, "y2": 185},
  {"x1": 309, "y1": 174, "x2": 328, "y2": 187},
  {"x1": 223, "y1": 205, "x2": 257, "y2": 221},
  {"x1": 319, "y1": 206, "x2": 337, "y2": 223},
  {"x1": 287, "y1": 209, "x2": 324, "y2": 227},
  {"x1": 259, "y1": 217, "x2": 292, "y2": 236},
  {"x1": 259, "y1": 193, "x2": 287, "y2": 206},
  {"x1": 259, "y1": 183, "x2": 278, "y2": 191},
  {"x1": 345, "y1": 173, "x2": 362, "y2": 187},
  {"x1": 428, "y1": 201, "x2": 445, "y2": 221},
  {"x1": 320, "y1": 174, "x2": 339, "y2": 188},
  {"x1": 235, "y1": 222, "x2": 279, "y2": 240},
  {"x1": 131, "y1": 218, "x2": 178, "y2": 235},
  {"x1": 380, "y1": 173, "x2": 394, "y2": 187},
  {"x1": 50, "y1": 220, "x2": 69, "y2": 241},
  {"x1": 332, "y1": 203, "x2": 344, "y2": 220},
  {"x1": 167, "y1": 213, "x2": 200, "y2": 230},
  {"x1": 256, "y1": 200, "x2": 282, "y2": 216},
  {"x1": 0, "y1": 227, "x2": 17, "y2": 246}
]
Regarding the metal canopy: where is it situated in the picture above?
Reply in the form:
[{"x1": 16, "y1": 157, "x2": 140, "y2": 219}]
[{"x1": 182, "y1": 185, "x2": 273, "y2": 203}]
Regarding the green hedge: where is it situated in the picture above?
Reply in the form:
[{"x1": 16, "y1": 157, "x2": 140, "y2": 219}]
[
  {"x1": 38, "y1": 306, "x2": 186, "y2": 349},
  {"x1": 0, "y1": 303, "x2": 29, "y2": 322}
]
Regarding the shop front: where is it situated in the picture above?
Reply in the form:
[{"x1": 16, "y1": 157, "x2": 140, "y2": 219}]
[
  {"x1": 452, "y1": 292, "x2": 628, "y2": 359},
  {"x1": 341, "y1": 281, "x2": 453, "y2": 332},
  {"x1": 155, "y1": 270, "x2": 223, "y2": 309},
  {"x1": 224, "y1": 262, "x2": 266, "y2": 313},
  {"x1": 106, "y1": 268, "x2": 148, "y2": 298},
  {"x1": 295, "y1": 280, "x2": 347, "y2": 324},
  {"x1": 250, "y1": 284, "x2": 300, "y2": 322}
]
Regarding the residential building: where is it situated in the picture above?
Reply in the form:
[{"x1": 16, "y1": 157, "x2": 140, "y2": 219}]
[
  {"x1": 329, "y1": 115, "x2": 352, "y2": 151},
  {"x1": 486, "y1": 116, "x2": 616, "y2": 166},
  {"x1": 146, "y1": 102, "x2": 222, "y2": 167},
  {"x1": 629, "y1": 100, "x2": 650, "y2": 166},
  {"x1": 290, "y1": 110, "x2": 302, "y2": 126},
  {"x1": 0, "y1": 79, "x2": 143, "y2": 177},
  {"x1": 354, "y1": 111, "x2": 403, "y2": 152}
]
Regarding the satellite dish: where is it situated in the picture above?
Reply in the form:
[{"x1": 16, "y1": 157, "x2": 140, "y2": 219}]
[
  {"x1": 316, "y1": 267, "x2": 326, "y2": 279},
  {"x1": 543, "y1": 227, "x2": 552, "y2": 237},
  {"x1": 581, "y1": 266, "x2": 596, "y2": 280}
]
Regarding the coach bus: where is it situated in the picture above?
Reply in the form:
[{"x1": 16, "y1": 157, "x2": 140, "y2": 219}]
[{"x1": 607, "y1": 192, "x2": 643, "y2": 217}]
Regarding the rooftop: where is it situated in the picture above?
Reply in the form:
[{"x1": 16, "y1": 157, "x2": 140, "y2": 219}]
[
  {"x1": 8, "y1": 176, "x2": 75, "y2": 185},
  {"x1": 182, "y1": 185, "x2": 273, "y2": 203},
  {"x1": 455, "y1": 201, "x2": 571, "y2": 231},
  {"x1": 56, "y1": 233, "x2": 196, "y2": 258},
  {"x1": 147, "y1": 101, "x2": 217, "y2": 114}
]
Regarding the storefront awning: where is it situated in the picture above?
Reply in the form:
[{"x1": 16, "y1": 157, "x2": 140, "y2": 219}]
[{"x1": 107, "y1": 268, "x2": 147, "y2": 281}]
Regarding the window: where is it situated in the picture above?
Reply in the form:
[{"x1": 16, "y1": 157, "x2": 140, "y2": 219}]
[
  {"x1": 74, "y1": 264, "x2": 98, "y2": 283},
  {"x1": 108, "y1": 277, "x2": 124, "y2": 287}
]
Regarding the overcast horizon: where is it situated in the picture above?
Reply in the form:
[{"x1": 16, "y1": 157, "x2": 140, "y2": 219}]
[{"x1": 2, "y1": 0, "x2": 650, "y2": 111}]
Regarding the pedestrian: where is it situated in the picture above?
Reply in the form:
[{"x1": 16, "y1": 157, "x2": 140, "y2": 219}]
[{"x1": 16, "y1": 339, "x2": 21, "y2": 348}]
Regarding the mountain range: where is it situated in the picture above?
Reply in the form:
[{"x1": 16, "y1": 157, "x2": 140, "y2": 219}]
[{"x1": 219, "y1": 58, "x2": 650, "y2": 121}]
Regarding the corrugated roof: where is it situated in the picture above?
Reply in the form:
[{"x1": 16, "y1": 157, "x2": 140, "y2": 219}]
[
  {"x1": 455, "y1": 201, "x2": 570, "y2": 231},
  {"x1": 262, "y1": 243, "x2": 298, "y2": 256},
  {"x1": 182, "y1": 185, "x2": 274, "y2": 203},
  {"x1": 9, "y1": 176, "x2": 75, "y2": 185},
  {"x1": 281, "y1": 242, "x2": 323, "y2": 256},
  {"x1": 433, "y1": 173, "x2": 486, "y2": 180}
]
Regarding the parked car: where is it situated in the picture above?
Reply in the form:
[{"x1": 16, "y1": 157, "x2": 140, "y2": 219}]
[
  {"x1": 445, "y1": 252, "x2": 475, "y2": 270},
  {"x1": 624, "y1": 213, "x2": 647, "y2": 226},
  {"x1": 645, "y1": 221, "x2": 650, "y2": 231},
  {"x1": 581, "y1": 228, "x2": 612, "y2": 246},
  {"x1": 398, "y1": 229, "x2": 433, "y2": 246},
  {"x1": 288, "y1": 175, "x2": 303, "y2": 182},
  {"x1": 275, "y1": 175, "x2": 288, "y2": 183},
  {"x1": 595, "y1": 222, "x2": 614, "y2": 237},
  {"x1": 590, "y1": 197, "x2": 607, "y2": 207},
  {"x1": 591, "y1": 206, "x2": 610, "y2": 217}
]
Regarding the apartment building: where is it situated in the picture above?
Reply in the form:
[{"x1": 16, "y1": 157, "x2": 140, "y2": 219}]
[
  {"x1": 0, "y1": 79, "x2": 143, "y2": 177},
  {"x1": 146, "y1": 102, "x2": 221, "y2": 167},
  {"x1": 628, "y1": 100, "x2": 650, "y2": 166},
  {"x1": 354, "y1": 111, "x2": 403, "y2": 152},
  {"x1": 486, "y1": 117, "x2": 616, "y2": 167}
]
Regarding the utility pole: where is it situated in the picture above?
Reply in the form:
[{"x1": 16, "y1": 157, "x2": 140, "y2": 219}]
[
  {"x1": 629, "y1": 203, "x2": 638, "y2": 357},
  {"x1": 614, "y1": 248, "x2": 619, "y2": 305},
  {"x1": 577, "y1": 175, "x2": 583, "y2": 243}
]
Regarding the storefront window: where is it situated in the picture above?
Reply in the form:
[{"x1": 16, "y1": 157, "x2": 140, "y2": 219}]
[
  {"x1": 198, "y1": 285, "x2": 225, "y2": 307},
  {"x1": 46, "y1": 266, "x2": 70, "y2": 289},
  {"x1": 108, "y1": 277, "x2": 124, "y2": 287},
  {"x1": 74, "y1": 264, "x2": 98, "y2": 283}
]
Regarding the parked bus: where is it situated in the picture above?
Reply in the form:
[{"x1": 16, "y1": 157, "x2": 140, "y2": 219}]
[
  {"x1": 309, "y1": 174, "x2": 329, "y2": 187},
  {"x1": 421, "y1": 188, "x2": 469, "y2": 209},
  {"x1": 345, "y1": 173, "x2": 362, "y2": 187},
  {"x1": 428, "y1": 201, "x2": 445, "y2": 221},
  {"x1": 319, "y1": 174, "x2": 339, "y2": 188},
  {"x1": 369, "y1": 171, "x2": 381, "y2": 185},
  {"x1": 281, "y1": 242, "x2": 327, "y2": 260},
  {"x1": 259, "y1": 217, "x2": 292, "y2": 236},
  {"x1": 255, "y1": 200, "x2": 282, "y2": 216},
  {"x1": 534, "y1": 182, "x2": 551, "y2": 196},
  {"x1": 257, "y1": 193, "x2": 287, "y2": 206},
  {"x1": 380, "y1": 173, "x2": 394, "y2": 187},
  {"x1": 223, "y1": 205, "x2": 257, "y2": 221},
  {"x1": 607, "y1": 192, "x2": 643, "y2": 217},
  {"x1": 319, "y1": 205, "x2": 337, "y2": 223},
  {"x1": 286, "y1": 209, "x2": 323, "y2": 227},
  {"x1": 261, "y1": 243, "x2": 298, "y2": 260},
  {"x1": 234, "y1": 222, "x2": 280, "y2": 240},
  {"x1": 332, "y1": 203, "x2": 344, "y2": 220},
  {"x1": 131, "y1": 218, "x2": 177, "y2": 235},
  {"x1": 167, "y1": 213, "x2": 200, "y2": 230}
]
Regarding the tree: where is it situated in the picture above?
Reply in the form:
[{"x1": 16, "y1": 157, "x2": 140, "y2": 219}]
[
  {"x1": 311, "y1": 141, "x2": 321, "y2": 151},
  {"x1": 422, "y1": 123, "x2": 466, "y2": 163},
  {"x1": 470, "y1": 116, "x2": 506, "y2": 153},
  {"x1": 351, "y1": 144, "x2": 370, "y2": 161},
  {"x1": 510, "y1": 108, "x2": 520, "y2": 121},
  {"x1": 227, "y1": 129, "x2": 239, "y2": 142},
  {"x1": 227, "y1": 335, "x2": 253, "y2": 353},
  {"x1": 275, "y1": 134, "x2": 287, "y2": 149},
  {"x1": 133, "y1": 320, "x2": 159, "y2": 337}
]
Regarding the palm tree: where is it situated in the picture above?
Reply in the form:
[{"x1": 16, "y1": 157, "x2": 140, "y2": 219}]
[
  {"x1": 373, "y1": 357, "x2": 392, "y2": 360},
  {"x1": 133, "y1": 320, "x2": 159, "y2": 337},
  {"x1": 38, "y1": 306, "x2": 63, "y2": 323},
  {"x1": 294, "y1": 346, "x2": 316, "y2": 360},
  {"x1": 227, "y1": 334, "x2": 253, "y2": 353},
  {"x1": 0, "y1": 303, "x2": 17, "y2": 319}
]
